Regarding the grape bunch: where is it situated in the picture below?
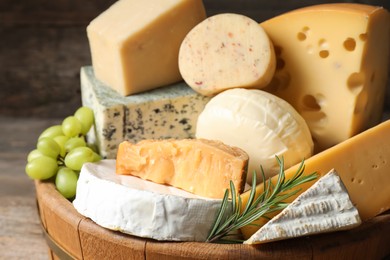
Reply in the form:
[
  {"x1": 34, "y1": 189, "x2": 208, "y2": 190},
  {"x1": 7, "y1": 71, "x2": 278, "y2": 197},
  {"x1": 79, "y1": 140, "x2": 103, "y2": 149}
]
[{"x1": 25, "y1": 107, "x2": 101, "y2": 199}]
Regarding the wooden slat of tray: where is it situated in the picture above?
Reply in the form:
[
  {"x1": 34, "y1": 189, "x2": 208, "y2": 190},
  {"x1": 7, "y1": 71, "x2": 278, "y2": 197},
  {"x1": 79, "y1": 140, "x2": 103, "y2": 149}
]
[
  {"x1": 35, "y1": 180, "x2": 390, "y2": 260},
  {"x1": 145, "y1": 238, "x2": 312, "y2": 260},
  {"x1": 309, "y1": 214, "x2": 390, "y2": 259},
  {"x1": 78, "y1": 218, "x2": 146, "y2": 260},
  {"x1": 35, "y1": 180, "x2": 85, "y2": 259}
]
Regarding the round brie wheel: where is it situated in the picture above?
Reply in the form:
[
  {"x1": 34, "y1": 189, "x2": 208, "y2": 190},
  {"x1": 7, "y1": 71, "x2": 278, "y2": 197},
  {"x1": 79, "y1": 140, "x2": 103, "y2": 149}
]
[
  {"x1": 73, "y1": 160, "x2": 226, "y2": 242},
  {"x1": 196, "y1": 88, "x2": 314, "y2": 183},
  {"x1": 179, "y1": 13, "x2": 276, "y2": 96}
]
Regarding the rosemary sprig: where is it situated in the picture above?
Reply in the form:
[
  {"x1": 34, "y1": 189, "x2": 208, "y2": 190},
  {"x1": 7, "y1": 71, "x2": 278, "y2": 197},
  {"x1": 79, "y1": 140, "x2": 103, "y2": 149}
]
[{"x1": 206, "y1": 156, "x2": 318, "y2": 243}]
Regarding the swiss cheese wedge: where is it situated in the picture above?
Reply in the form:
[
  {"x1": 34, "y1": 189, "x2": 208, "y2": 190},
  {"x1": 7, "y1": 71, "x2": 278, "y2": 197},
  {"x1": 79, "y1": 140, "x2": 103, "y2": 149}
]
[
  {"x1": 116, "y1": 139, "x2": 248, "y2": 199},
  {"x1": 261, "y1": 3, "x2": 390, "y2": 152},
  {"x1": 240, "y1": 120, "x2": 390, "y2": 239}
]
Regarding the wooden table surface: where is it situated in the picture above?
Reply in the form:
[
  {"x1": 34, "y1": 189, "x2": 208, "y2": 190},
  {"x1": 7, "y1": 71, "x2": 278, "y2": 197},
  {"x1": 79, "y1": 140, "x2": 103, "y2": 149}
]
[{"x1": 0, "y1": 116, "x2": 62, "y2": 259}]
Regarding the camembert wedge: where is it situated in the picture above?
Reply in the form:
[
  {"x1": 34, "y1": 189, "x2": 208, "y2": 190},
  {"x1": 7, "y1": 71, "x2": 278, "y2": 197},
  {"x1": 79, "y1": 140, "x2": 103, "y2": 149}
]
[{"x1": 245, "y1": 169, "x2": 361, "y2": 244}]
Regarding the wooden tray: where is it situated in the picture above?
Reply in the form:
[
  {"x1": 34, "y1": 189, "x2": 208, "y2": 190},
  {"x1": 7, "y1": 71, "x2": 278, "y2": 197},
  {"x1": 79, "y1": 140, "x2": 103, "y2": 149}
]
[{"x1": 35, "y1": 180, "x2": 390, "y2": 260}]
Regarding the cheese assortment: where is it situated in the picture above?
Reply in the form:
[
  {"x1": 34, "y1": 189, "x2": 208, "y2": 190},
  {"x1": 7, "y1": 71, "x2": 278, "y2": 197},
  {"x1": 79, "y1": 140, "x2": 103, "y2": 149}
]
[
  {"x1": 73, "y1": 160, "x2": 229, "y2": 242},
  {"x1": 179, "y1": 13, "x2": 276, "y2": 96},
  {"x1": 244, "y1": 169, "x2": 361, "y2": 244},
  {"x1": 261, "y1": 4, "x2": 390, "y2": 152},
  {"x1": 65, "y1": 1, "x2": 390, "y2": 246},
  {"x1": 196, "y1": 88, "x2": 313, "y2": 182},
  {"x1": 116, "y1": 138, "x2": 248, "y2": 199},
  {"x1": 87, "y1": 0, "x2": 206, "y2": 96},
  {"x1": 80, "y1": 66, "x2": 211, "y2": 158}
]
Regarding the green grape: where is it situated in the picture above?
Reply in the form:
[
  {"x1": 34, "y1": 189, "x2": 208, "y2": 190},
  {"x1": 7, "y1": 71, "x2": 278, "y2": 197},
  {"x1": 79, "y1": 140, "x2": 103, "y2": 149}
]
[
  {"x1": 74, "y1": 106, "x2": 94, "y2": 135},
  {"x1": 53, "y1": 135, "x2": 69, "y2": 157},
  {"x1": 62, "y1": 116, "x2": 82, "y2": 137},
  {"x1": 37, "y1": 137, "x2": 61, "y2": 159},
  {"x1": 38, "y1": 125, "x2": 64, "y2": 140},
  {"x1": 93, "y1": 152, "x2": 102, "y2": 162},
  {"x1": 64, "y1": 147, "x2": 95, "y2": 171},
  {"x1": 25, "y1": 156, "x2": 58, "y2": 180},
  {"x1": 55, "y1": 167, "x2": 78, "y2": 199},
  {"x1": 87, "y1": 143, "x2": 99, "y2": 153},
  {"x1": 65, "y1": 136, "x2": 87, "y2": 152},
  {"x1": 27, "y1": 149, "x2": 44, "y2": 163}
]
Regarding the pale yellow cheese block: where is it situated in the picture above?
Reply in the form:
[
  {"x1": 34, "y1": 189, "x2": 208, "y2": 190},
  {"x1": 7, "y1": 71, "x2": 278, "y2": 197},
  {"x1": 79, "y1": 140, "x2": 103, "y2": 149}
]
[
  {"x1": 179, "y1": 13, "x2": 276, "y2": 96},
  {"x1": 261, "y1": 3, "x2": 390, "y2": 152},
  {"x1": 116, "y1": 139, "x2": 249, "y2": 199},
  {"x1": 240, "y1": 120, "x2": 390, "y2": 239},
  {"x1": 87, "y1": 0, "x2": 206, "y2": 96}
]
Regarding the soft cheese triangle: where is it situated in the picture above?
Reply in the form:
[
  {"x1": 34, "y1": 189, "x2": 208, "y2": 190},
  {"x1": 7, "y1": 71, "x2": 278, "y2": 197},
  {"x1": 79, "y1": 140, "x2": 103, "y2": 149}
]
[
  {"x1": 73, "y1": 160, "x2": 228, "y2": 242},
  {"x1": 244, "y1": 169, "x2": 361, "y2": 244},
  {"x1": 196, "y1": 88, "x2": 313, "y2": 182}
]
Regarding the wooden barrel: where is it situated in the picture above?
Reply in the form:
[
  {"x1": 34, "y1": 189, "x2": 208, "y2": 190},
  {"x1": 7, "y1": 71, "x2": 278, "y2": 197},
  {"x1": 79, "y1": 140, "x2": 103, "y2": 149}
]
[{"x1": 35, "y1": 180, "x2": 390, "y2": 260}]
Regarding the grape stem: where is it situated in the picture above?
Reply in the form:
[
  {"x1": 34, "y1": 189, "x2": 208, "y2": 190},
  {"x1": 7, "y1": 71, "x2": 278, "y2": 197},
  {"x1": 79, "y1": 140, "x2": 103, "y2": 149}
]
[{"x1": 57, "y1": 156, "x2": 65, "y2": 166}]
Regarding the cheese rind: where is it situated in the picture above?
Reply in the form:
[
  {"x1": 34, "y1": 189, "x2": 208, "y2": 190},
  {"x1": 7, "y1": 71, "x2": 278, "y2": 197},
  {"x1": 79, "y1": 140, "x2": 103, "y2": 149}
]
[
  {"x1": 179, "y1": 13, "x2": 276, "y2": 96},
  {"x1": 73, "y1": 160, "x2": 228, "y2": 242},
  {"x1": 240, "y1": 120, "x2": 390, "y2": 239},
  {"x1": 196, "y1": 88, "x2": 313, "y2": 183},
  {"x1": 244, "y1": 169, "x2": 361, "y2": 244},
  {"x1": 80, "y1": 66, "x2": 211, "y2": 158},
  {"x1": 116, "y1": 139, "x2": 248, "y2": 199},
  {"x1": 87, "y1": 0, "x2": 206, "y2": 96},
  {"x1": 261, "y1": 3, "x2": 390, "y2": 152}
]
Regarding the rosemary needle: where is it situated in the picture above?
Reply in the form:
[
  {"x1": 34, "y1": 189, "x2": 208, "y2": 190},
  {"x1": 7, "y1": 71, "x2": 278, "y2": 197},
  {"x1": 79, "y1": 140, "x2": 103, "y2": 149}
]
[{"x1": 206, "y1": 156, "x2": 318, "y2": 243}]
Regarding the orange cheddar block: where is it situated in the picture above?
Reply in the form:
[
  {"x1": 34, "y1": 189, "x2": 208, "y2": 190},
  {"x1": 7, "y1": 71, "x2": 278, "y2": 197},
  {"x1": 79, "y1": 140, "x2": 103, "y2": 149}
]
[
  {"x1": 116, "y1": 139, "x2": 249, "y2": 199},
  {"x1": 240, "y1": 120, "x2": 390, "y2": 239}
]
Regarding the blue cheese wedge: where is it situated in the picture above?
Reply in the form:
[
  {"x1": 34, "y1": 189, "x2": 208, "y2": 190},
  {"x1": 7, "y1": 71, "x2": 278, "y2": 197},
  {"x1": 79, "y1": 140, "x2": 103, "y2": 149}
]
[
  {"x1": 73, "y1": 160, "x2": 228, "y2": 242},
  {"x1": 80, "y1": 66, "x2": 211, "y2": 158},
  {"x1": 244, "y1": 169, "x2": 361, "y2": 244}
]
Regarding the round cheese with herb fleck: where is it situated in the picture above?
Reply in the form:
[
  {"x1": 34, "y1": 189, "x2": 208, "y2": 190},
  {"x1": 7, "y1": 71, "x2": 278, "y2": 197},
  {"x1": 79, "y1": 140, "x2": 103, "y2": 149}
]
[
  {"x1": 179, "y1": 13, "x2": 276, "y2": 96},
  {"x1": 196, "y1": 88, "x2": 314, "y2": 183}
]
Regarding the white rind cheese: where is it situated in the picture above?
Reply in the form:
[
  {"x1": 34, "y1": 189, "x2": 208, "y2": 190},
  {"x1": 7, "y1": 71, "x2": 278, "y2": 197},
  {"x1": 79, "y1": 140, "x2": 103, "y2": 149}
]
[
  {"x1": 80, "y1": 66, "x2": 211, "y2": 158},
  {"x1": 244, "y1": 169, "x2": 361, "y2": 244},
  {"x1": 73, "y1": 160, "x2": 228, "y2": 242},
  {"x1": 196, "y1": 88, "x2": 313, "y2": 182}
]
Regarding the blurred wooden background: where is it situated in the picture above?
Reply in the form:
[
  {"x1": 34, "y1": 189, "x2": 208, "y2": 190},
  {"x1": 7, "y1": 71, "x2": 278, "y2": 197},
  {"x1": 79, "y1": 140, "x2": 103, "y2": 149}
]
[{"x1": 1, "y1": 0, "x2": 389, "y2": 118}]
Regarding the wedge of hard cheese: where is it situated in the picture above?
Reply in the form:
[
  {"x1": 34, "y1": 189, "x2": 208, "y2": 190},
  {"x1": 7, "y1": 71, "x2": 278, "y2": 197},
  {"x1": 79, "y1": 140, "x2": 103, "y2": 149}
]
[
  {"x1": 116, "y1": 139, "x2": 248, "y2": 199},
  {"x1": 244, "y1": 169, "x2": 361, "y2": 244},
  {"x1": 240, "y1": 120, "x2": 390, "y2": 239},
  {"x1": 73, "y1": 160, "x2": 228, "y2": 242},
  {"x1": 261, "y1": 3, "x2": 390, "y2": 152}
]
